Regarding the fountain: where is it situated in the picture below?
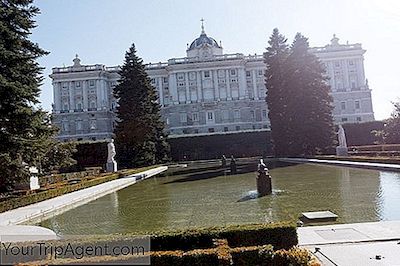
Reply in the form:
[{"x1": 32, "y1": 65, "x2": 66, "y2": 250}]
[{"x1": 256, "y1": 159, "x2": 272, "y2": 196}]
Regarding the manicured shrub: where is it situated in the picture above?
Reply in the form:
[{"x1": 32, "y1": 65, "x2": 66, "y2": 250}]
[{"x1": 150, "y1": 222, "x2": 297, "y2": 251}]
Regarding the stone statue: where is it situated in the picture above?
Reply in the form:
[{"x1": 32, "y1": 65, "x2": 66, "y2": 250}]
[
  {"x1": 230, "y1": 155, "x2": 237, "y2": 175},
  {"x1": 336, "y1": 125, "x2": 348, "y2": 156},
  {"x1": 221, "y1": 155, "x2": 227, "y2": 168},
  {"x1": 106, "y1": 139, "x2": 118, "y2": 172},
  {"x1": 256, "y1": 159, "x2": 272, "y2": 196},
  {"x1": 337, "y1": 125, "x2": 347, "y2": 148},
  {"x1": 257, "y1": 159, "x2": 267, "y2": 174},
  {"x1": 29, "y1": 166, "x2": 40, "y2": 191}
]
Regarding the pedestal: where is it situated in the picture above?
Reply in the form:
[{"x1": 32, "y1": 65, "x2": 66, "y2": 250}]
[
  {"x1": 106, "y1": 161, "x2": 118, "y2": 172},
  {"x1": 257, "y1": 172, "x2": 272, "y2": 196},
  {"x1": 336, "y1": 146, "x2": 348, "y2": 156}
]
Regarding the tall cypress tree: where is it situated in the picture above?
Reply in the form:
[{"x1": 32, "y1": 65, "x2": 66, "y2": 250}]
[
  {"x1": 0, "y1": 0, "x2": 57, "y2": 190},
  {"x1": 264, "y1": 29, "x2": 335, "y2": 157},
  {"x1": 114, "y1": 44, "x2": 169, "y2": 168},
  {"x1": 264, "y1": 28, "x2": 291, "y2": 156},
  {"x1": 286, "y1": 33, "x2": 335, "y2": 156}
]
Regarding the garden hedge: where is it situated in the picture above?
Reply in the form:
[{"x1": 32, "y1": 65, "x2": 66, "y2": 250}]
[{"x1": 150, "y1": 222, "x2": 297, "y2": 251}]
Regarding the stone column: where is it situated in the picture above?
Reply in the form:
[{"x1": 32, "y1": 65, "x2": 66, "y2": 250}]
[
  {"x1": 101, "y1": 79, "x2": 108, "y2": 109},
  {"x1": 185, "y1": 72, "x2": 190, "y2": 103},
  {"x1": 213, "y1": 70, "x2": 220, "y2": 100},
  {"x1": 252, "y1": 70, "x2": 259, "y2": 100},
  {"x1": 69, "y1": 82, "x2": 74, "y2": 112},
  {"x1": 226, "y1": 69, "x2": 231, "y2": 100},
  {"x1": 158, "y1": 77, "x2": 164, "y2": 106},
  {"x1": 83, "y1": 80, "x2": 88, "y2": 111},
  {"x1": 169, "y1": 73, "x2": 178, "y2": 104},
  {"x1": 53, "y1": 82, "x2": 61, "y2": 112},
  {"x1": 196, "y1": 71, "x2": 202, "y2": 102},
  {"x1": 96, "y1": 79, "x2": 102, "y2": 110},
  {"x1": 238, "y1": 67, "x2": 246, "y2": 99},
  {"x1": 343, "y1": 60, "x2": 349, "y2": 91}
]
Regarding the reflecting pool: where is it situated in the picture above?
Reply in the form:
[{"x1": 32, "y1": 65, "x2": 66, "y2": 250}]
[{"x1": 39, "y1": 161, "x2": 400, "y2": 235}]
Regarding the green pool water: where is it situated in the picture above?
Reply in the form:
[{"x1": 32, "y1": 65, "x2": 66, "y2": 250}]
[{"x1": 39, "y1": 161, "x2": 400, "y2": 235}]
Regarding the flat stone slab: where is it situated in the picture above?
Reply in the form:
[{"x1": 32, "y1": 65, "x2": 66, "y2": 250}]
[
  {"x1": 0, "y1": 225, "x2": 58, "y2": 243},
  {"x1": 302, "y1": 211, "x2": 338, "y2": 220},
  {"x1": 309, "y1": 241, "x2": 400, "y2": 266},
  {"x1": 298, "y1": 221, "x2": 400, "y2": 246}
]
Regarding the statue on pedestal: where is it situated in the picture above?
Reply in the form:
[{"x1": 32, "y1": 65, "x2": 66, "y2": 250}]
[
  {"x1": 230, "y1": 155, "x2": 237, "y2": 175},
  {"x1": 257, "y1": 159, "x2": 272, "y2": 196},
  {"x1": 106, "y1": 139, "x2": 118, "y2": 172},
  {"x1": 29, "y1": 166, "x2": 40, "y2": 191},
  {"x1": 221, "y1": 155, "x2": 227, "y2": 168},
  {"x1": 336, "y1": 125, "x2": 348, "y2": 156}
]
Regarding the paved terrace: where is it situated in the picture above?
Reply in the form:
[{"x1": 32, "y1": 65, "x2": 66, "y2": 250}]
[
  {"x1": 0, "y1": 166, "x2": 168, "y2": 226},
  {"x1": 280, "y1": 158, "x2": 400, "y2": 171},
  {"x1": 298, "y1": 221, "x2": 400, "y2": 266}
]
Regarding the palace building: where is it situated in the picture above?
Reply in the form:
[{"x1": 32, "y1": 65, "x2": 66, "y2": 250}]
[{"x1": 50, "y1": 24, "x2": 374, "y2": 142}]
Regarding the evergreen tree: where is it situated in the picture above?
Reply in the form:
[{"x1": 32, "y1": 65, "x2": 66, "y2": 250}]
[
  {"x1": 384, "y1": 101, "x2": 400, "y2": 144},
  {"x1": 286, "y1": 33, "x2": 335, "y2": 156},
  {"x1": 264, "y1": 30, "x2": 335, "y2": 157},
  {"x1": 0, "y1": 0, "x2": 58, "y2": 190},
  {"x1": 114, "y1": 44, "x2": 169, "y2": 168},
  {"x1": 264, "y1": 28, "x2": 291, "y2": 156}
]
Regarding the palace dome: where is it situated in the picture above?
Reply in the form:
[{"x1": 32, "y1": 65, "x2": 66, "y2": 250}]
[
  {"x1": 188, "y1": 32, "x2": 221, "y2": 50},
  {"x1": 187, "y1": 20, "x2": 221, "y2": 51}
]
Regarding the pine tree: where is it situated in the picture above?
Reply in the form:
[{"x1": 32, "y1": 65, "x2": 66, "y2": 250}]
[
  {"x1": 264, "y1": 29, "x2": 335, "y2": 157},
  {"x1": 114, "y1": 44, "x2": 169, "y2": 168},
  {"x1": 264, "y1": 28, "x2": 291, "y2": 156},
  {"x1": 286, "y1": 33, "x2": 335, "y2": 156},
  {"x1": 0, "y1": 0, "x2": 58, "y2": 190}
]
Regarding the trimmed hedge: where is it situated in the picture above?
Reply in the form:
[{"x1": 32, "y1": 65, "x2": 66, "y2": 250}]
[
  {"x1": 0, "y1": 166, "x2": 158, "y2": 213},
  {"x1": 150, "y1": 222, "x2": 297, "y2": 251},
  {"x1": 37, "y1": 245, "x2": 318, "y2": 266},
  {"x1": 342, "y1": 121, "x2": 385, "y2": 146}
]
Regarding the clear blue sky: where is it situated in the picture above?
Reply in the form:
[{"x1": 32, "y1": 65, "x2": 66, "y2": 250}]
[{"x1": 32, "y1": 0, "x2": 400, "y2": 120}]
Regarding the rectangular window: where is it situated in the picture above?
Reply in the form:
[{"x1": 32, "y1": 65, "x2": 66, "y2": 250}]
[
  {"x1": 250, "y1": 110, "x2": 255, "y2": 119},
  {"x1": 222, "y1": 110, "x2": 229, "y2": 120},
  {"x1": 76, "y1": 120, "x2": 82, "y2": 130},
  {"x1": 234, "y1": 110, "x2": 240, "y2": 119},
  {"x1": 208, "y1": 128, "x2": 215, "y2": 133},
  {"x1": 230, "y1": 69, "x2": 236, "y2": 76},
  {"x1": 204, "y1": 71, "x2": 210, "y2": 78},
  {"x1": 262, "y1": 110, "x2": 267, "y2": 118},
  {"x1": 258, "y1": 70, "x2": 263, "y2": 76},
  {"x1": 151, "y1": 78, "x2": 156, "y2": 84},
  {"x1": 355, "y1": 100, "x2": 360, "y2": 109},
  {"x1": 207, "y1": 111, "x2": 213, "y2": 120},
  {"x1": 76, "y1": 81, "x2": 80, "y2": 87},
  {"x1": 62, "y1": 82, "x2": 68, "y2": 88},
  {"x1": 349, "y1": 60, "x2": 354, "y2": 66},
  {"x1": 224, "y1": 127, "x2": 228, "y2": 132},
  {"x1": 235, "y1": 126, "x2": 241, "y2": 131},
  {"x1": 357, "y1": 117, "x2": 362, "y2": 122},
  {"x1": 89, "y1": 80, "x2": 95, "y2": 87},
  {"x1": 180, "y1": 113, "x2": 187, "y2": 123},
  {"x1": 341, "y1": 102, "x2": 346, "y2": 110},
  {"x1": 351, "y1": 81, "x2": 357, "y2": 89},
  {"x1": 177, "y1": 73, "x2": 184, "y2": 80},
  {"x1": 246, "y1": 71, "x2": 251, "y2": 77},
  {"x1": 163, "y1": 77, "x2": 168, "y2": 83},
  {"x1": 335, "y1": 61, "x2": 341, "y2": 68},
  {"x1": 341, "y1": 118, "x2": 348, "y2": 122},
  {"x1": 192, "y1": 112, "x2": 199, "y2": 122}
]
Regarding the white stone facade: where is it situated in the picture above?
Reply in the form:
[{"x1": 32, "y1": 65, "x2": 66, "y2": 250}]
[{"x1": 51, "y1": 28, "x2": 374, "y2": 142}]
